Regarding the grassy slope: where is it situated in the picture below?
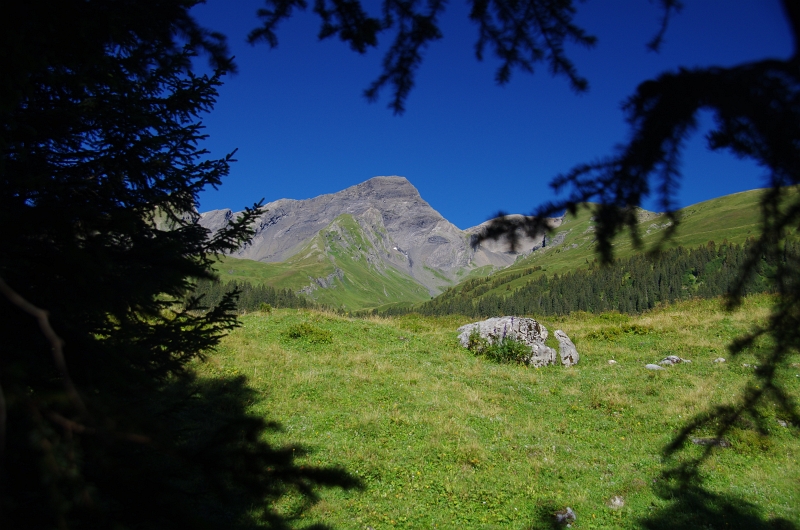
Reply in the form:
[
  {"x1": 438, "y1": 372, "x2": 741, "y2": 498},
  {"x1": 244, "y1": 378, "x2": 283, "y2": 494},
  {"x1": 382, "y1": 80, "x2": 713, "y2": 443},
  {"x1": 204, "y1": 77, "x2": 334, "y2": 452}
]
[
  {"x1": 444, "y1": 188, "x2": 769, "y2": 302},
  {"x1": 213, "y1": 214, "x2": 431, "y2": 310},
  {"x1": 199, "y1": 295, "x2": 799, "y2": 528}
]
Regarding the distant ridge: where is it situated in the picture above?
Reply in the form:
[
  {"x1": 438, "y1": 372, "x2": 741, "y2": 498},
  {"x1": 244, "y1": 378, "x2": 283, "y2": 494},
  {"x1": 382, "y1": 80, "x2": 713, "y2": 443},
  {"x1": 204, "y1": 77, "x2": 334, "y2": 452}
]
[{"x1": 200, "y1": 176, "x2": 558, "y2": 296}]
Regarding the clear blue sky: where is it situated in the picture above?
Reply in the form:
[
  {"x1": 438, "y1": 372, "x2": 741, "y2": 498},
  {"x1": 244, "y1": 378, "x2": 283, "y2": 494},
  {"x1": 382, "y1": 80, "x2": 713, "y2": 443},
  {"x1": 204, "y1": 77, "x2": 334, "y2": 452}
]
[{"x1": 192, "y1": 1, "x2": 793, "y2": 230}]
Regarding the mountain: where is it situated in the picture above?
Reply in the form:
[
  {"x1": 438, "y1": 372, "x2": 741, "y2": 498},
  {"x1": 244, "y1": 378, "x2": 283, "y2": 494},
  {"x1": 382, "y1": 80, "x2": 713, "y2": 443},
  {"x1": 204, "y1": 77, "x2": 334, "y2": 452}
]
[
  {"x1": 200, "y1": 176, "x2": 559, "y2": 305},
  {"x1": 201, "y1": 177, "x2": 773, "y2": 312}
]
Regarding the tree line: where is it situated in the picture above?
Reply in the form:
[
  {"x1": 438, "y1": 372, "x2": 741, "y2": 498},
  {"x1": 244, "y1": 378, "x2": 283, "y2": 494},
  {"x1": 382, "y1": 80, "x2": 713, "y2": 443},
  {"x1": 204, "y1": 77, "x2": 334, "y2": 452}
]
[
  {"x1": 190, "y1": 279, "x2": 314, "y2": 312},
  {"x1": 379, "y1": 239, "x2": 796, "y2": 318}
]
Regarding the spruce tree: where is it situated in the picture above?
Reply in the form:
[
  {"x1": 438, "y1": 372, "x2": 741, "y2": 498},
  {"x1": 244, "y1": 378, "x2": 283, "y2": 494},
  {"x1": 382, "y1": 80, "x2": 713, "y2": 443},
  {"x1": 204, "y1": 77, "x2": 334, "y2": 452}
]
[{"x1": 0, "y1": 1, "x2": 356, "y2": 527}]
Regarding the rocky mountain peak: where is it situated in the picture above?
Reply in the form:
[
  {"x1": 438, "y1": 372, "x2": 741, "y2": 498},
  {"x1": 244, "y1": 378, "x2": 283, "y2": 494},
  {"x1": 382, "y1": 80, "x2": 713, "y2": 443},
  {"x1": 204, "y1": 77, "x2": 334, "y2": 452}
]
[
  {"x1": 347, "y1": 175, "x2": 422, "y2": 201},
  {"x1": 199, "y1": 176, "x2": 553, "y2": 294}
]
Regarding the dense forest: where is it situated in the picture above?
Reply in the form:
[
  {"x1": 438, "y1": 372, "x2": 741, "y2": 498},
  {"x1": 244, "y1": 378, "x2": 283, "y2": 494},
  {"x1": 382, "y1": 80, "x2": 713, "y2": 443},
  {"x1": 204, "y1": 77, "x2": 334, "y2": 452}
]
[
  {"x1": 190, "y1": 279, "x2": 314, "y2": 312},
  {"x1": 379, "y1": 239, "x2": 798, "y2": 318}
]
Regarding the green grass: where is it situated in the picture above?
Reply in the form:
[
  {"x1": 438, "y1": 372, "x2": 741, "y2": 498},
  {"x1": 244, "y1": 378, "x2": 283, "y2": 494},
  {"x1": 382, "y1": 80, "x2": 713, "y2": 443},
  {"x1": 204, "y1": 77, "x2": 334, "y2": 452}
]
[{"x1": 198, "y1": 294, "x2": 799, "y2": 528}]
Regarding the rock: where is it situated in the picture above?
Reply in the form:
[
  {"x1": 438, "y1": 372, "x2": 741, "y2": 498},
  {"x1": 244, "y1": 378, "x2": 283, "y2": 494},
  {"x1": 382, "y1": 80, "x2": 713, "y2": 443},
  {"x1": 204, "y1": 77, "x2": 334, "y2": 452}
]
[
  {"x1": 645, "y1": 364, "x2": 665, "y2": 370},
  {"x1": 777, "y1": 419, "x2": 789, "y2": 428},
  {"x1": 527, "y1": 342, "x2": 559, "y2": 368},
  {"x1": 457, "y1": 316, "x2": 547, "y2": 347},
  {"x1": 554, "y1": 507, "x2": 576, "y2": 526},
  {"x1": 608, "y1": 495, "x2": 625, "y2": 509},
  {"x1": 456, "y1": 316, "x2": 577, "y2": 367},
  {"x1": 555, "y1": 329, "x2": 579, "y2": 366},
  {"x1": 658, "y1": 355, "x2": 691, "y2": 366},
  {"x1": 608, "y1": 359, "x2": 618, "y2": 365},
  {"x1": 713, "y1": 357, "x2": 726, "y2": 363}
]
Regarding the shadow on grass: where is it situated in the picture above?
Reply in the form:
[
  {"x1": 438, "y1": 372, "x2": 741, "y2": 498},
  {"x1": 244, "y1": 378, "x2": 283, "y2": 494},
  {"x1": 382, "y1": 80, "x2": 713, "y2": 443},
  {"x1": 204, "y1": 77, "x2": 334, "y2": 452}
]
[
  {"x1": 166, "y1": 373, "x2": 364, "y2": 529},
  {"x1": 639, "y1": 464, "x2": 796, "y2": 530}
]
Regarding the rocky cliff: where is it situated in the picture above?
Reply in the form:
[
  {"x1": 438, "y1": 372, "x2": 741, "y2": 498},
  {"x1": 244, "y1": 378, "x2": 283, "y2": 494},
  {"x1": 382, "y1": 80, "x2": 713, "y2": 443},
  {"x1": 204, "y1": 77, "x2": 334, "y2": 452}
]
[{"x1": 200, "y1": 176, "x2": 560, "y2": 294}]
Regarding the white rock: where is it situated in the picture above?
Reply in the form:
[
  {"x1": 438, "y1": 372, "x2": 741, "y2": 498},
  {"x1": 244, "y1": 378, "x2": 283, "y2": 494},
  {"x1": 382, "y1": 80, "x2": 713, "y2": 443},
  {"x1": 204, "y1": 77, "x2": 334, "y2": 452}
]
[
  {"x1": 713, "y1": 357, "x2": 726, "y2": 363},
  {"x1": 457, "y1": 317, "x2": 579, "y2": 367},
  {"x1": 608, "y1": 359, "x2": 618, "y2": 365},
  {"x1": 645, "y1": 364, "x2": 665, "y2": 370}
]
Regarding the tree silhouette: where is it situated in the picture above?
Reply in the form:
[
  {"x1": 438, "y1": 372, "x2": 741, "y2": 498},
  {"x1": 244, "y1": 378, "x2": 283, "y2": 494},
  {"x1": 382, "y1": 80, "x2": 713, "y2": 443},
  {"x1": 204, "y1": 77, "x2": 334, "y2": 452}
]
[{"x1": 0, "y1": 1, "x2": 358, "y2": 527}]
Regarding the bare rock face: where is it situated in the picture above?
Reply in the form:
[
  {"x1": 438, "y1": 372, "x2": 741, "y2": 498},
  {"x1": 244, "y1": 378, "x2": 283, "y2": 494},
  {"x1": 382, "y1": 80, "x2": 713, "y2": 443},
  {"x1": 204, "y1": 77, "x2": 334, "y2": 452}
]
[{"x1": 457, "y1": 316, "x2": 579, "y2": 367}]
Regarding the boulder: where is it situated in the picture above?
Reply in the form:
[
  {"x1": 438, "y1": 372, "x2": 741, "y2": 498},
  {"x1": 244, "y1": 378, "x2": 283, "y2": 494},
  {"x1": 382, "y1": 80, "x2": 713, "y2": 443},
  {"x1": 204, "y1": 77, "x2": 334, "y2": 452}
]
[
  {"x1": 457, "y1": 316, "x2": 578, "y2": 367},
  {"x1": 555, "y1": 329, "x2": 579, "y2": 366}
]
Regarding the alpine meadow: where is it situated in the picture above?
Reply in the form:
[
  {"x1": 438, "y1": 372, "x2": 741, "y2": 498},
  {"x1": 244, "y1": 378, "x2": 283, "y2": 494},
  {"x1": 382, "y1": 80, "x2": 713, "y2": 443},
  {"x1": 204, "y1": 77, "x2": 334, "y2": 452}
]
[{"x1": 2, "y1": 1, "x2": 799, "y2": 530}]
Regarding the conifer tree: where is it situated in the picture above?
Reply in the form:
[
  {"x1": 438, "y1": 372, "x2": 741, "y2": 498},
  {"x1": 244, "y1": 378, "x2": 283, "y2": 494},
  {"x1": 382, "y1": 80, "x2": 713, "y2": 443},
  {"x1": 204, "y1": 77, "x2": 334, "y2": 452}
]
[{"x1": 0, "y1": 1, "x2": 356, "y2": 527}]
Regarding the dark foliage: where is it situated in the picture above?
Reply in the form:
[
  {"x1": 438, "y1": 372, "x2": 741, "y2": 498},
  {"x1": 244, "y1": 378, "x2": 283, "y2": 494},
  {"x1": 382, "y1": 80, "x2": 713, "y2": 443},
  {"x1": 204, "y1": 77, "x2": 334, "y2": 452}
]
[
  {"x1": 0, "y1": 1, "x2": 358, "y2": 527},
  {"x1": 192, "y1": 279, "x2": 314, "y2": 312}
]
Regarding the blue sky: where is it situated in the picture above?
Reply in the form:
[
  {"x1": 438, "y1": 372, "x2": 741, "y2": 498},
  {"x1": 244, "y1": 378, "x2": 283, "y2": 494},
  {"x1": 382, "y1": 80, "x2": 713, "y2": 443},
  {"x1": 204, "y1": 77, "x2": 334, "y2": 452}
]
[{"x1": 192, "y1": 1, "x2": 793, "y2": 230}]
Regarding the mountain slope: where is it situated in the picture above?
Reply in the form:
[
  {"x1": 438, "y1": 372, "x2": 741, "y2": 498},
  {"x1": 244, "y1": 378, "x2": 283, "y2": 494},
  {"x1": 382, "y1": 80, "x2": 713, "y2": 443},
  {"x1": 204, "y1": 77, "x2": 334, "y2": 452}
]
[
  {"x1": 415, "y1": 188, "x2": 771, "y2": 312},
  {"x1": 201, "y1": 176, "x2": 557, "y2": 307}
]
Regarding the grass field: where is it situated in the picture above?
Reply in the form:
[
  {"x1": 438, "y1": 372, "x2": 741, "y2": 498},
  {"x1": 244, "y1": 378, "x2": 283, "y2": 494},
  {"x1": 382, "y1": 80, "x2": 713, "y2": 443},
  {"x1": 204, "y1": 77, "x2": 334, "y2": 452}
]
[{"x1": 196, "y1": 294, "x2": 799, "y2": 529}]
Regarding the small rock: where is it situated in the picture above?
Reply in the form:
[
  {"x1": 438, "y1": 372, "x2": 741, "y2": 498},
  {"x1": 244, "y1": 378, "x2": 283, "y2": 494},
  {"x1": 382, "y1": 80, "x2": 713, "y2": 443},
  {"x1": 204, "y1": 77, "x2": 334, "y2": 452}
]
[
  {"x1": 777, "y1": 419, "x2": 789, "y2": 428},
  {"x1": 608, "y1": 359, "x2": 618, "y2": 365},
  {"x1": 645, "y1": 364, "x2": 665, "y2": 370},
  {"x1": 713, "y1": 357, "x2": 726, "y2": 363},
  {"x1": 554, "y1": 507, "x2": 576, "y2": 526},
  {"x1": 658, "y1": 355, "x2": 691, "y2": 365},
  {"x1": 691, "y1": 437, "x2": 731, "y2": 448},
  {"x1": 608, "y1": 495, "x2": 625, "y2": 510}
]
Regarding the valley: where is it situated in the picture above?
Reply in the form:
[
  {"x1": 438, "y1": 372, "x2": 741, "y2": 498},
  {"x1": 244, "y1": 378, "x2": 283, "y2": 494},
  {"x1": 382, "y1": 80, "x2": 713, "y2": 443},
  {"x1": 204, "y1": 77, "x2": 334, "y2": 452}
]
[{"x1": 193, "y1": 180, "x2": 800, "y2": 528}]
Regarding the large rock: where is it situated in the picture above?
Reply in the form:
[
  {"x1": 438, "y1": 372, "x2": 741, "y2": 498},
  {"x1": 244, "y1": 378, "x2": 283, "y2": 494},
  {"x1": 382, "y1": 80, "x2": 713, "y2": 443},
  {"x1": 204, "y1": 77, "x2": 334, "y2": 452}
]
[{"x1": 457, "y1": 316, "x2": 579, "y2": 367}]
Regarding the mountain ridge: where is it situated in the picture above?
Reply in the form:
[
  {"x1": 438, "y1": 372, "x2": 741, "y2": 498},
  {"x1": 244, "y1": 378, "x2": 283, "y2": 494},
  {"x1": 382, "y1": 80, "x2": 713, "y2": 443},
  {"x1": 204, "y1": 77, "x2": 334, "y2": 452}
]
[{"x1": 200, "y1": 176, "x2": 557, "y2": 296}]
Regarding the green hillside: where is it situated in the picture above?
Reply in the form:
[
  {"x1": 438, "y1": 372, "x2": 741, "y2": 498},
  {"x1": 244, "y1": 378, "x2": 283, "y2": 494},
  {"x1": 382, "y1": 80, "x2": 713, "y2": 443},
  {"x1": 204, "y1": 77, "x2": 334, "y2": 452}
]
[
  {"x1": 213, "y1": 214, "x2": 431, "y2": 310},
  {"x1": 199, "y1": 295, "x2": 799, "y2": 528},
  {"x1": 413, "y1": 188, "x2": 772, "y2": 313}
]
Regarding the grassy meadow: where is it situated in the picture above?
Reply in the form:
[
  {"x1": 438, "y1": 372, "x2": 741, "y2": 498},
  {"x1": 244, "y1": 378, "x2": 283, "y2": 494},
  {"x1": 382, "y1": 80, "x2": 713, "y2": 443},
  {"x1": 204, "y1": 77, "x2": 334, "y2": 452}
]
[{"x1": 197, "y1": 294, "x2": 799, "y2": 529}]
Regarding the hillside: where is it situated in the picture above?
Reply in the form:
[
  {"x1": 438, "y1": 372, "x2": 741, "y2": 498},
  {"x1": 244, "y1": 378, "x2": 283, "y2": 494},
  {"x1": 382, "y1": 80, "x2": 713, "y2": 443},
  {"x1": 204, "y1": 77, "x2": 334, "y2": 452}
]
[
  {"x1": 413, "y1": 188, "x2": 772, "y2": 314},
  {"x1": 201, "y1": 177, "x2": 556, "y2": 296},
  {"x1": 214, "y1": 213, "x2": 432, "y2": 309}
]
